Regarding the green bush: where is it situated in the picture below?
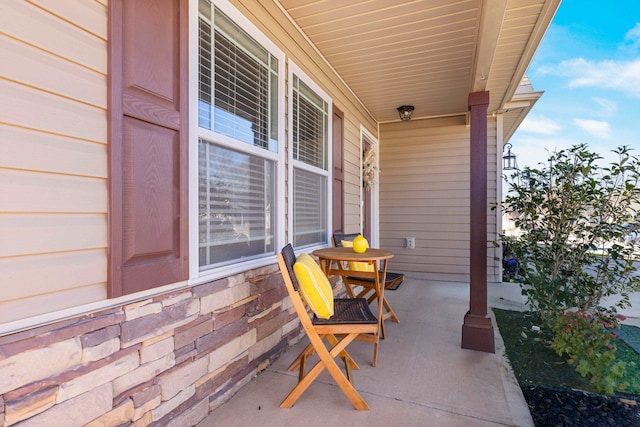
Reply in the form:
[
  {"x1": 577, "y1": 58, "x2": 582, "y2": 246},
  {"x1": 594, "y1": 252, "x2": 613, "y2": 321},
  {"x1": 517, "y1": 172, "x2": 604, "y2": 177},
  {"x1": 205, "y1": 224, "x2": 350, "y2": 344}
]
[
  {"x1": 500, "y1": 144, "x2": 640, "y2": 393},
  {"x1": 550, "y1": 310, "x2": 626, "y2": 394}
]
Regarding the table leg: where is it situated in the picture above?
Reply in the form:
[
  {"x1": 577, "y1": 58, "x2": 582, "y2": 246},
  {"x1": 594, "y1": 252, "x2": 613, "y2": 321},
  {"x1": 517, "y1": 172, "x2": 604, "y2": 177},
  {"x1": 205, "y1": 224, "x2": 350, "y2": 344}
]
[{"x1": 377, "y1": 259, "x2": 387, "y2": 340}]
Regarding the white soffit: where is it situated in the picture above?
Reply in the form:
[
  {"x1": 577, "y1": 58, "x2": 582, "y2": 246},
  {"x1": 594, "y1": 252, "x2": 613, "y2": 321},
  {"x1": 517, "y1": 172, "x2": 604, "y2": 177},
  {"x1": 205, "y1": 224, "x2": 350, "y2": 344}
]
[{"x1": 276, "y1": 0, "x2": 560, "y2": 123}]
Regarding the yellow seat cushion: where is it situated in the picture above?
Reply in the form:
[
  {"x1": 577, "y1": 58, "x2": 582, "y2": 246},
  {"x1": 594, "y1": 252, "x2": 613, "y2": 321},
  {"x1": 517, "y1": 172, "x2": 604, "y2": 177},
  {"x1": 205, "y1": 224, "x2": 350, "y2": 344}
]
[
  {"x1": 341, "y1": 240, "x2": 375, "y2": 272},
  {"x1": 293, "y1": 253, "x2": 334, "y2": 319}
]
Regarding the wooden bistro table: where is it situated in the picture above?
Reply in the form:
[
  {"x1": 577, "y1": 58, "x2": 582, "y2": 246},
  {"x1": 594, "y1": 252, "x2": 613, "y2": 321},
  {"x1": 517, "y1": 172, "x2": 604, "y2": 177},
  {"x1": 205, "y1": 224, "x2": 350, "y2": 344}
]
[{"x1": 312, "y1": 246, "x2": 394, "y2": 367}]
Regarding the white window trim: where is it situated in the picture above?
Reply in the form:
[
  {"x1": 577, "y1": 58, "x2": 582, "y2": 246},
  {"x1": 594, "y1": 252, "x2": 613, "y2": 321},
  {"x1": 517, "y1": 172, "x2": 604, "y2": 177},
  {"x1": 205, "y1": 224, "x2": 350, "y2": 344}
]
[
  {"x1": 288, "y1": 61, "x2": 333, "y2": 250},
  {"x1": 361, "y1": 126, "x2": 380, "y2": 247},
  {"x1": 188, "y1": 0, "x2": 286, "y2": 285}
]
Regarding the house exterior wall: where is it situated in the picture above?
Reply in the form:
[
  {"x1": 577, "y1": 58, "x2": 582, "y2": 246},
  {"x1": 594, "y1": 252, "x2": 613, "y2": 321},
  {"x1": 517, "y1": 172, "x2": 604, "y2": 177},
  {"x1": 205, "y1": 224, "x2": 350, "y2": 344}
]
[
  {"x1": 0, "y1": 0, "x2": 375, "y2": 326},
  {"x1": 0, "y1": 1, "x2": 511, "y2": 425},
  {"x1": 379, "y1": 116, "x2": 500, "y2": 283},
  {"x1": 0, "y1": 0, "x2": 109, "y2": 323},
  {"x1": 0, "y1": 0, "x2": 376, "y2": 425}
]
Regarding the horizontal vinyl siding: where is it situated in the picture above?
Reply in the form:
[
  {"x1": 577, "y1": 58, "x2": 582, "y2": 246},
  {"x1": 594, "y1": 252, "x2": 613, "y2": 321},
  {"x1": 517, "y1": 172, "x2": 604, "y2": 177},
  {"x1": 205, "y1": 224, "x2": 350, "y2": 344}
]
[
  {"x1": 379, "y1": 116, "x2": 500, "y2": 283},
  {"x1": 0, "y1": 284, "x2": 106, "y2": 324},
  {"x1": 0, "y1": 0, "x2": 108, "y2": 322},
  {"x1": 1, "y1": 0, "x2": 107, "y2": 73}
]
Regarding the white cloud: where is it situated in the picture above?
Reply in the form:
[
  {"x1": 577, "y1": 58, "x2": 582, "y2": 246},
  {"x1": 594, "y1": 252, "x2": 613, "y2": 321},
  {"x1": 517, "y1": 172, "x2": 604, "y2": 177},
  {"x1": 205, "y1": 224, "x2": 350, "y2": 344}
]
[
  {"x1": 518, "y1": 114, "x2": 562, "y2": 135},
  {"x1": 509, "y1": 135, "x2": 618, "y2": 170},
  {"x1": 549, "y1": 57, "x2": 640, "y2": 98},
  {"x1": 574, "y1": 118, "x2": 611, "y2": 139},
  {"x1": 592, "y1": 97, "x2": 618, "y2": 117},
  {"x1": 511, "y1": 135, "x2": 576, "y2": 167},
  {"x1": 623, "y1": 23, "x2": 640, "y2": 52}
]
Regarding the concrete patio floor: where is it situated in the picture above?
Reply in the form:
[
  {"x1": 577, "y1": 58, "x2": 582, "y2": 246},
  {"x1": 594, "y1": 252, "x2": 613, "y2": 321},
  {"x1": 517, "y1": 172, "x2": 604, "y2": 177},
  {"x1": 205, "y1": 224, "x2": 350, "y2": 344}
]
[{"x1": 198, "y1": 279, "x2": 537, "y2": 427}]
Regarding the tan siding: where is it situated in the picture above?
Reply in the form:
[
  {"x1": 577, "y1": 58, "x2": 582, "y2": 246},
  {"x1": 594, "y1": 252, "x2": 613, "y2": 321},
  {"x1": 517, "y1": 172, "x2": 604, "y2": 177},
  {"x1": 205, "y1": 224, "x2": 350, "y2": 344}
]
[
  {"x1": 1, "y1": 214, "x2": 106, "y2": 258},
  {"x1": 0, "y1": 250, "x2": 106, "y2": 302},
  {"x1": 0, "y1": 284, "x2": 107, "y2": 324},
  {"x1": 0, "y1": 125, "x2": 107, "y2": 177},
  {"x1": 29, "y1": 0, "x2": 108, "y2": 39},
  {"x1": 1, "y1": 0, "x2": 107, "y2": 72},
  {"x1": 1, "y1": 34, "x2": 106, "y2": 108},
  {"x1": 0, "y1": 169, "x2": 107, "y2": 213},
  {"x1": 380, "y1": 115, "x2": 500, "y2": 283},
  {"x1": 0, "y1": 0, "x2": 108, "y2": 322},
  {"x1": 2, "y1": 80, "x2": 106, "y2": 142}
]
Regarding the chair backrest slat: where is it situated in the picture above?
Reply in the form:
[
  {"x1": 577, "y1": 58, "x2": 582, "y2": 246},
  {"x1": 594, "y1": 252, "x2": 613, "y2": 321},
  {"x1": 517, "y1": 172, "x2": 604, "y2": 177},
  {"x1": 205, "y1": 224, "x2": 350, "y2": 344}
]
[
  {"x1": 332, "y1": 233, "x2": 360, "y2": 248},
  {"x1": 281, "y1": 244, "x2": 299, "y2": 291}
]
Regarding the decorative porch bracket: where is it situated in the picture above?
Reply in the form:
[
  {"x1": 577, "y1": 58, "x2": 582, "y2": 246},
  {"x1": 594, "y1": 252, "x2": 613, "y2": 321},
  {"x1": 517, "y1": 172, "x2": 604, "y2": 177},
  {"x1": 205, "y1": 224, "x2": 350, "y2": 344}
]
[{"x1": 462, "y1": 91, "x2": 495, "y2": 353}]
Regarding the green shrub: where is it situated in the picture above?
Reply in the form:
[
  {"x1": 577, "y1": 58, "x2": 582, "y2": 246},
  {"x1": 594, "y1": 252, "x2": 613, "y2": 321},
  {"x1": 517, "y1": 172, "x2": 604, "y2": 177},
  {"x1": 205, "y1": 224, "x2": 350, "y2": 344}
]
[
  {"x1": 500, "y1": 144, "x2": 640, "y2": 393},
  {"x1": 550, "y1": 310, "x2": 626, "y2": 394},
  {"x1": 502, "y1": 145, "x2": 640, "y2": 323}
]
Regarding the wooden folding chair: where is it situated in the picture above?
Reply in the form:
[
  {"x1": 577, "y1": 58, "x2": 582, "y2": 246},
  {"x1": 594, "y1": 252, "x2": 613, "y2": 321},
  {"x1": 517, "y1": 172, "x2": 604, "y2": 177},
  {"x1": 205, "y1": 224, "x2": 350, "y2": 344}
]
[
  {"x1": 331, "y1": 233, "x2": 403, "y2": 327},
  {"x1": 277, "y1": 244, "x2": 379, "y2": 410}
]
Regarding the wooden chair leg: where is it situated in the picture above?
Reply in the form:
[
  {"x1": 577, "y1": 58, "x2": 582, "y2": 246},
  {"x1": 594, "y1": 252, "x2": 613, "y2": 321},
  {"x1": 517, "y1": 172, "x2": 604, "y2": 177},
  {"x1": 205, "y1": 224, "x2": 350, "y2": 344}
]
[
  {"x1": 288, "y1": 335, "x2": 359, "y2": 373},
  {"x1": 280, "y1": 333, "x2": 369, "y2": 410},
  {"x1": 298, "y1": 353, "x2": 307, "y2": 382},
  {"x1": 352, "y1": 332, "x2": 379, "y2": 367},
  {"x1": 287, "y1": 343, "x2": 316, "y2": 372},
  {"x1": 383, "y1": 298, "x2": 400, "y2": 323},
  {"x1": 325, "y1": 334, "x2": 359, "y2": 371},
  {"x1": 343, "y1": 282, "x2": 357, "y2": 298},
  {"x1": 342, "y1": 355, "x2": 353, "y2": 383}
]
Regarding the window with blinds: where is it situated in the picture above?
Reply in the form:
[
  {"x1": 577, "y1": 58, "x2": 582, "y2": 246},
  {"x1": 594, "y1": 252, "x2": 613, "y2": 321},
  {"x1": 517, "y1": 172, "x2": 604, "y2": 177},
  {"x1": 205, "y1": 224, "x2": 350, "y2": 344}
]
[
  {"x1": 293, "y1": 168, "x2": 327, "y2": 247},
  {"x1": 198, "y1": 140, "x2": 275, "y2": 266},
  {"x1": 293, "y1": 76, "x2": 327, "y2": 169},
  {"x1": 292, "y1": 74, "x2": 329, "y2": 248},
  {"x1": 199, "y1": 2, "x2": 278, "y2": 151},
  {"x1": 198, "y1": 0, "x2": 280, "y2": 270}
]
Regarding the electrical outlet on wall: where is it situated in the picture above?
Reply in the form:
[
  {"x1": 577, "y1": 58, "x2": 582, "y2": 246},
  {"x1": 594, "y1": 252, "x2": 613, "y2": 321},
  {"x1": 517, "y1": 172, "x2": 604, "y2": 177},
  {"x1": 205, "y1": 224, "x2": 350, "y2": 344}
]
[{"x1": 405, "y1": 237, "x2": 415, "y2": 249}]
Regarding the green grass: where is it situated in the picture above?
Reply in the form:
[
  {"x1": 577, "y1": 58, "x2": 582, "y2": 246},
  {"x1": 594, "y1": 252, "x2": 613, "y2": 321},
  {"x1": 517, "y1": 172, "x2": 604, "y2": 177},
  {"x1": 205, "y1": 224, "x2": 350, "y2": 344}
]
[
  {"x1": 617, "y1": 338, "x2": 640, "y2": 393},
  {"x1": 493, "y1": 308, "x2": 640, "y2": 395}
]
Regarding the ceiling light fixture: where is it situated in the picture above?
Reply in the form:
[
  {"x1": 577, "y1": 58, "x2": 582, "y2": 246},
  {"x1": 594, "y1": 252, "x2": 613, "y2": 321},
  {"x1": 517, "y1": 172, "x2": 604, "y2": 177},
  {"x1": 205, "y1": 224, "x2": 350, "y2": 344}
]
[{"x1": 397, "y1": 105, "x2": 415, "y2": 121}]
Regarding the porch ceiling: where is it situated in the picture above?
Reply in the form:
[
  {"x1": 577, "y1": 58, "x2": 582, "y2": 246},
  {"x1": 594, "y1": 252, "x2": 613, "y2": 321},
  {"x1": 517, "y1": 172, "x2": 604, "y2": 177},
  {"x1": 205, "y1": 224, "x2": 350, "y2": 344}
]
[{"x1": 276, "y1": 0, "x2": 559, "y2": 135}]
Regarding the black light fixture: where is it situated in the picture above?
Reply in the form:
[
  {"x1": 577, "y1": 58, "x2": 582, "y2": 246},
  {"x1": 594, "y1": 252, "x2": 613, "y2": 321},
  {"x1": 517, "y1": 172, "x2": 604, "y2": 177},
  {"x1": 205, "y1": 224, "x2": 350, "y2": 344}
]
[
  {"x1": 397, "y1": 105, "x2": 414, "y2": 121},
  {"x1": 502, "y1": 143, "x2": 517, "y2": 171}
]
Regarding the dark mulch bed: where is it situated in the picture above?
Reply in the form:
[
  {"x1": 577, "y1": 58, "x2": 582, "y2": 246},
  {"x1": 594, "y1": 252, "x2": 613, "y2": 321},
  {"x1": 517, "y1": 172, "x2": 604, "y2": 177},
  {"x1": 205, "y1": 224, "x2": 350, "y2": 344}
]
[
  {"x1": 493, "y1": 308, "x2": 640, "y2": 426},
  {"x1": 523, "y1": 386, "x2": 640, "y2": 427}
]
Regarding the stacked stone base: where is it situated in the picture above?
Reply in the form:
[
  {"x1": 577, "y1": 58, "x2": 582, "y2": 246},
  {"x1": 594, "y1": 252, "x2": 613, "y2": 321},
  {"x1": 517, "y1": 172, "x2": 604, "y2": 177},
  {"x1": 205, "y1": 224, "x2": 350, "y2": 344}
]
[{"x1": 0, "y1": 264, "x2": 305, "y2": 426}]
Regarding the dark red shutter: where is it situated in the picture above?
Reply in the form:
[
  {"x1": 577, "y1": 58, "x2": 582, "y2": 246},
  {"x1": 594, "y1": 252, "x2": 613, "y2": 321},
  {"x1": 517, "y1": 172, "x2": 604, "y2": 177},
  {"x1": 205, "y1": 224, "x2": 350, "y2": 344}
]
[
  {"x1": 332, "y1": 107, "x2": 344, "y2": 234},
  {"x1": 108, "y1": 0, "x2": 188, "y2": 297}
]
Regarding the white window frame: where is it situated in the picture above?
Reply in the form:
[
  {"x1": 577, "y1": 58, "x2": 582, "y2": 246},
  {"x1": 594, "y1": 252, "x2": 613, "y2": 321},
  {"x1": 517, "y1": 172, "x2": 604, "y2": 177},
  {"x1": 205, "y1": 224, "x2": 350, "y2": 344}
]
[
  {"x1": 361, "y1": 126, "x2": 380, "y2": 247},
  {"x1": 288, "y1": 61, "x2": 333, "y2": 251},
  {"x1": 188, "y1": 0, "x2": 286, "y2": 284}
]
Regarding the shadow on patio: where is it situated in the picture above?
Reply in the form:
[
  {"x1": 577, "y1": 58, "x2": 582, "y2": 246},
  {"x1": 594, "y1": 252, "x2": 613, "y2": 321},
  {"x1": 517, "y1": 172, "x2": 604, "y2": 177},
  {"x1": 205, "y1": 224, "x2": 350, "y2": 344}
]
[{"x1": 198, "y1": 280, "x2": 534, "y2": 426}]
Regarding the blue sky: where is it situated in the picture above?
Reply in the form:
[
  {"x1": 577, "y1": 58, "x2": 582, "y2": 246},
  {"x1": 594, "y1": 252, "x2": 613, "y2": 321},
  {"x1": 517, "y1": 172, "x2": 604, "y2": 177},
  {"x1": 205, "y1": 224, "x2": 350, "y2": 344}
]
[{"x1": 510, "y1": 0, "x2": 640, "y2": 169}]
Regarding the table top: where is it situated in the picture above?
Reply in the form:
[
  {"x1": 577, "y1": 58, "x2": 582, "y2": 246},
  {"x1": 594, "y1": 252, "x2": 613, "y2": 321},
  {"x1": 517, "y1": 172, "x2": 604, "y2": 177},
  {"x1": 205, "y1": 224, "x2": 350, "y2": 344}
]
[{"x1": 312, "y1": 246, "x2": 394, "y2": 261}]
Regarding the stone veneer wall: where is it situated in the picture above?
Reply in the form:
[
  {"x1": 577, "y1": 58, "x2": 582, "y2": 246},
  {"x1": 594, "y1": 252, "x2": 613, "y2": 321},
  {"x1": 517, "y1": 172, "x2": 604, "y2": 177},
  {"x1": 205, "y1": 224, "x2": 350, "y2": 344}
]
[{"x1": 0, "y1": 264, "x2": 303, "y2": 426}]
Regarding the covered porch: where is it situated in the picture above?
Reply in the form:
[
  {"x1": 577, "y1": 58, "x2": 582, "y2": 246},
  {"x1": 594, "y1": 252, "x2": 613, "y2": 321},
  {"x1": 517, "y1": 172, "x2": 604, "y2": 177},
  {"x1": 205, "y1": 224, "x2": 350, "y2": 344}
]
[
  {"x1": 0, "y1": 1, "x2": 563, "y2": 425},
  {"x1": 197, "y1": 279, "x2": 533, "y2": 426}
]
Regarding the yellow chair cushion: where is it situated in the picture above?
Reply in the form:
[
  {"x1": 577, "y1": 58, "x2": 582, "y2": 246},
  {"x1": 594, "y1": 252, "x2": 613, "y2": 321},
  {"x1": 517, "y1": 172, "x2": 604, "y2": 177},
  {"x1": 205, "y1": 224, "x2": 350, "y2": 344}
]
[
  {"x1": 293, "y1": 253, "x2": 334, "y2": 319},
  {"x1": 341, "y1": 240, "x2": 375, "y2": 272}
]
